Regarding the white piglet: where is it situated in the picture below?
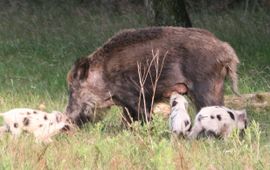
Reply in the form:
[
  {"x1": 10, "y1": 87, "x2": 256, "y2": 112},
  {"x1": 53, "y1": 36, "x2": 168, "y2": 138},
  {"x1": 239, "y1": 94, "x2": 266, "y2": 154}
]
[
  {"x1": 0, "y1": 108, "x2": 73, "y2": 143},
  {"x1": 169, "y1": 92, "x2": 192, "y2": 137},
  {"x1": 188, "y1": 106, "x2": 248, "y2": 139}
]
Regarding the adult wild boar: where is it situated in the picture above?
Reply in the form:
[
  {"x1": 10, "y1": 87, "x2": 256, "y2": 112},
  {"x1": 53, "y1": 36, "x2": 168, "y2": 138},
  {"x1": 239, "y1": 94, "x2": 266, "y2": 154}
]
[{"x1": 65, "y1": 26, "x2": 239, "y2": 126}]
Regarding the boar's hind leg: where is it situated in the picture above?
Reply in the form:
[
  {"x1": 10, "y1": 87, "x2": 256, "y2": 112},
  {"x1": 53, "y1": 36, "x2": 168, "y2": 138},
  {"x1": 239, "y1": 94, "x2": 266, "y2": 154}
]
[{"x1": 191, "y1": 79, "x2": 224, "y2": 110}]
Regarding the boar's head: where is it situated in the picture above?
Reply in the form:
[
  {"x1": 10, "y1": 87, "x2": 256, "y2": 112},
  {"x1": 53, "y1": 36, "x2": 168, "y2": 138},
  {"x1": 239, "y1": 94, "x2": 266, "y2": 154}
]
[{"x1": 65, "y1": 57, "x2": 114, "y2": 126}]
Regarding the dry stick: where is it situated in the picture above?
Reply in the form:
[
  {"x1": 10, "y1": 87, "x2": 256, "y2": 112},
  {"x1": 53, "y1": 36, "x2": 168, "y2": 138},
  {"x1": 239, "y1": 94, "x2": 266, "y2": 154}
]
[
  {"x1": 137, "y1": 49, "x2": 168, "y2": 124},
  {"x1": 137, "y1": 62, "x2": 152, "y2": 137},
  {"x1": 137, "y1": 63, "x2": 149, "y2": 124},
  {"x1": 127, "y1": 76, "x2": 143, "y2": 121},
  {"x1": 137, "y1": 56, "x2": 155, "y2": 124},
  {"x1": 120, "y1": 107, "x2": 134, "y2": 129},
  {"x1": 137, "y1": 63, "x2": 144, "y2": 121},
  {"x1": 149, "y1": 50, "x2": 168, "y2": 114},
  {"x1": 146, "y1": 51, "x2": 158, "y2": 112},
  {"x1": 93, "y1": 101, "x2": 98, "y2": 122},
  {"x1": 137, "y1": 63, "x2": 143, "y2": 121},
  {"x1": 37, "y1": 145, "x2": 49, "y2": 162}
]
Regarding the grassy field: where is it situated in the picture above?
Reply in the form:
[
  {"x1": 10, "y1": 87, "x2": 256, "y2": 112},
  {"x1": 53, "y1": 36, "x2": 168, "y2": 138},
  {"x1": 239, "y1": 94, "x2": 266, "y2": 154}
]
[{"x1": 0, "y1": 1, "x2": 270, "y2": 169}]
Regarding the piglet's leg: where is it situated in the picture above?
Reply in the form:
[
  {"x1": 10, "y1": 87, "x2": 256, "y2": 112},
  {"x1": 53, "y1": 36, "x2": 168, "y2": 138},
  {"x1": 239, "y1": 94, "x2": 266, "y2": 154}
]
[
  {"x1": 10, "y1": 127, "x2": 22, "y2": 139},
  {"x1": 188, "y1": 123, "x2": 203, "y2": 140},
  {"x1": 34, "y1": 129, "x2": 54, "y2": 144},
  {"x1": 220, "y1": 124, "x2": 232, "y2": 139},
  {"x1": 34, "y1": 136, "x2": 53, "y2": 144},
  {"x1": 0, "y1": 125, "x2": 8, "y2": 136},
  {"x1": 34, "y1": 129, "x2": 46, "y2": 143}
]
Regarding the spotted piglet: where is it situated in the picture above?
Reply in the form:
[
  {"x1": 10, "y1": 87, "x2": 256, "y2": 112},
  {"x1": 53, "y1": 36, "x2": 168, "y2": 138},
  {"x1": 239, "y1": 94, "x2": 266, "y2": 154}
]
[
  {"x1": 0, "y1": 108, "x2": 74, "y2": 143},
  {"x1": 188, "y1": 106, "x2": 248, "y2": 139},
  {"x1": 169, "y1": 92, "x2": 192, "y2": 137}
]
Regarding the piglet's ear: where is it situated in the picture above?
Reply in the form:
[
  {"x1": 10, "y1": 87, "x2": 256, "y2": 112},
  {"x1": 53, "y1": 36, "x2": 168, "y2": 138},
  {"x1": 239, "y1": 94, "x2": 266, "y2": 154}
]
[
  {"x1": 238, "y1": 114, "x2": 245, "y2": 121},
  {"x1": 56, "y1": 114, "x2": 62, "y2": 123},
  {"x1": 237, "y1": 110, "x2": 247, "y2": 121},
  {"x1": 51, "y1": 111, "x2": 63, "y2": 122}
]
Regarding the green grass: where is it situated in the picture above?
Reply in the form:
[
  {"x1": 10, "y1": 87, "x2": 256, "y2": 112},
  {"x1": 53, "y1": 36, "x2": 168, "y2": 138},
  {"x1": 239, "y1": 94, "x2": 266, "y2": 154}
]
[{"x1": 0, "y1": 2, "x2": 270, "y2": 169}]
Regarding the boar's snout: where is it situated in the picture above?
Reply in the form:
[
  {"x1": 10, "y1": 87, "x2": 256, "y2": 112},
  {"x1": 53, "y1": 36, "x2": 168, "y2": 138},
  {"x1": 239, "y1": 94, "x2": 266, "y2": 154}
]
[{"x1": 65, "y1": 89, "x2": 94, "y2": 126}]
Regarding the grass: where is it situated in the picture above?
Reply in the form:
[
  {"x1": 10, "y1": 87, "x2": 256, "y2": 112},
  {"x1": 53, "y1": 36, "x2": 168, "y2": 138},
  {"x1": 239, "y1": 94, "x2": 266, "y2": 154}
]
[{"x1": 0, "y1": 1, "x2": 270, "y2": 169}]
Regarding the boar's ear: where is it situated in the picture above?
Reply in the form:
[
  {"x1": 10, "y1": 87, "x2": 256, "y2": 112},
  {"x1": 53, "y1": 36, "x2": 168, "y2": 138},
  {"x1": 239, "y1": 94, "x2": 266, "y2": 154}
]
[
  {"x1": 67, "y1": 70, "x2": 73, "y2": 85},
  {"x1": 70, "y1": 57, "x2": 90, "y2": 82}
]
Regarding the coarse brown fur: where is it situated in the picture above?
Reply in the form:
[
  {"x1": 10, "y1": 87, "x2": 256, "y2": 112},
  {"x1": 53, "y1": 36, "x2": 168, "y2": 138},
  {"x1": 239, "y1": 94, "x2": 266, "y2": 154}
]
[{"x1": 65, "y1": 26, "x2": 240, "y2": 126}]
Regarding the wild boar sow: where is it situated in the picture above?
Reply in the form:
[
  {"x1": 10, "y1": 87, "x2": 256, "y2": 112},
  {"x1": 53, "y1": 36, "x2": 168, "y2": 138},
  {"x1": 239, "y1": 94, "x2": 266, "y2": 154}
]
[{"x1": 65, "y1": 26, "x2": 240, "y2": 126}]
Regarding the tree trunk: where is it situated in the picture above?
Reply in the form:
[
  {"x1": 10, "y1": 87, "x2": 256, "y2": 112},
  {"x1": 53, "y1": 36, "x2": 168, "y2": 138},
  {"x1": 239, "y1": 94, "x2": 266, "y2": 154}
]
[
  {"x1": 144, "y1": 0, "x2": 192, "y2": 27},
  {"x1": 171, "y1": 0, "x2": 192, "y2": 27}
]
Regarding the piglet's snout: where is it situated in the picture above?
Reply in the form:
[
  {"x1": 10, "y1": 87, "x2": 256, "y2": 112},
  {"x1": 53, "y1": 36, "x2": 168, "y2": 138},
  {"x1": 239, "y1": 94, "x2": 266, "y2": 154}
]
[
  {"x1": 171, "y1": 123, "x2": 191, "y2": 137},
  {"x1": 61, "y1": 125, "x2": 71, "y2": 131}
]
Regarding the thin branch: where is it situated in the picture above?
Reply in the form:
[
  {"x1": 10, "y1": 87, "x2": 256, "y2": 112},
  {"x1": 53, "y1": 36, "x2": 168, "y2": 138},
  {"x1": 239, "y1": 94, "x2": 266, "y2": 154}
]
[{"x1": 136, "y1": 49, "x2": 168, "y2": 124}]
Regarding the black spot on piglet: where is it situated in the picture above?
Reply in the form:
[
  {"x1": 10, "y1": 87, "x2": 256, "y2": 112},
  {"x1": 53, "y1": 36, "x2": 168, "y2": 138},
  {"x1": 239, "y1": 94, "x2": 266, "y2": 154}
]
[
  {"x1": 23, "y1": 117, "x2": 30, "y2": 126},
  {"x1": 184, "y1": 120, "x2": 190, "y2": 127},
  {"x1": 172, "y1": 101, "x2": 178, "y2": 107},
  {"x1": 187, "y1": 124, "x2": 192, "y2": 132},
  {"x1": 227, "y1": 111, "x2": 235, "y2": 120},
  {"x1": 44, "y1": 115, "x2": 48, "y2": 120},
  {"x1": 14, "y1": 123, "x2": 18, "y2": 128},
  {"x1": 216, "y1": 114, "x2": 222, "y2": 121},
  {"x1": 210, "y1": 115, "x2": 215, "y2": 119}
]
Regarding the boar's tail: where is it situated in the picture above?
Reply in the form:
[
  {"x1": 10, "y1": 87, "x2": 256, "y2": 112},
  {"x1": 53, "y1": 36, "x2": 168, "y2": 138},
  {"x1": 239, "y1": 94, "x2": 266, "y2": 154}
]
[
  {"x1": 223, "y1": 42, "x2": 240, "y2": 96},
  {"x1": 227, "y1": 58, "x2": 240, "y2": 96}
]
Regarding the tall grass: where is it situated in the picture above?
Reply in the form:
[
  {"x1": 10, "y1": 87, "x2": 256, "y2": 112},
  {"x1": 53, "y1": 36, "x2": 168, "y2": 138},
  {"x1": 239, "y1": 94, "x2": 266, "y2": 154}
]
[{"x1": 0, "y1": 1, "x2": 270, "y2": 169}]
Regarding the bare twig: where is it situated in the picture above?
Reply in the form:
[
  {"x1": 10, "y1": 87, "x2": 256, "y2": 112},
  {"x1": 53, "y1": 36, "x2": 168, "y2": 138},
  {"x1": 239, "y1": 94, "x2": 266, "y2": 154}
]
[
  {"x1": 149, "y1": 50, "x2": 168, "y2": 114},
  {"x1": 120, "y1": 107, "x2": 133, "y2": 129},
  {"x1": 37, "y1": 145, "x2": 49, "y2": 162},
  {"x1": 136, "y1": 49, "x2": 167, "y2": 124}
]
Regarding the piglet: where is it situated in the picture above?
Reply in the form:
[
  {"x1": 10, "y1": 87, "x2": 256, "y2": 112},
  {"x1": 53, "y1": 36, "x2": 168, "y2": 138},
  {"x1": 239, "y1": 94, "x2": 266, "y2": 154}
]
[
  {"x1": 188, "y1": 106, "x2": 248, "y2": 139},
  {"x1": 169, "y1": 92, "x2": 192, "y2": 137}
]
